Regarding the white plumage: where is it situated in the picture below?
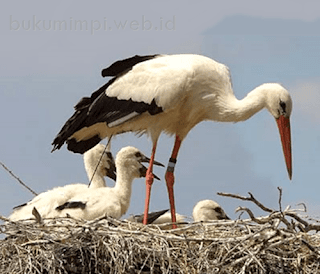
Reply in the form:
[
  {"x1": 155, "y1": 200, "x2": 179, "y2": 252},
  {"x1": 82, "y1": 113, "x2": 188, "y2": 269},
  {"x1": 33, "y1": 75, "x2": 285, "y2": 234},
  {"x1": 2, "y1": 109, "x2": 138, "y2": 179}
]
[
  {"x1": 154, "y1": 199, "x2": 230, "y2": 224},
  {"x1": 49, "y1": 146, "x2": 162, "y2": 220},
  {"x1": 192, "y1": 200, "x2": 230, "y2": 222},
  {"x1": 52, "y1": 54, "x2": 293, "y2": 227},
  {"x1": 149, "y1": 212, "x2": 186, "y2": 230},
  {"x1": 9, "y1": 143, "x2": 116, "y2": 221}
]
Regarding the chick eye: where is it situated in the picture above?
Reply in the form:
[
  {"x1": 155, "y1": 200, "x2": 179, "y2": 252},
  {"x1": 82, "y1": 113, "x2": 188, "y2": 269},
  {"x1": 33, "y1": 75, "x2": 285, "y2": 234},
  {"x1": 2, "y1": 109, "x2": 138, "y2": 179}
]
[{"x1": 135, "y1": 152, "x2": 142, "y2": 158}]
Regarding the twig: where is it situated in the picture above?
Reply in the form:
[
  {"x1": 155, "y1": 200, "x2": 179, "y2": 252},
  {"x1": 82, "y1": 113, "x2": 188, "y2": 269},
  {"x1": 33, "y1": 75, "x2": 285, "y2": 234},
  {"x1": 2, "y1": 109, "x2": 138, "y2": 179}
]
[
  {"x1": 0, "y1": 161, "x2": 38, "y2": 196},
  {"x1": 285, "y1": 212, "x2": 320, "y2": 232},
  {"x1": 217, "y1": 191, "x2": 274, "y2": 213},
  {"x1": 301, "y1": 238, "x2": 320, "y2": 255},
  {"x1": 235, "y1": 207, "x2": 277, "y2": 225},
  {"x1": 297, "y1": 203, "x2": 307, "y2": 212},
  {"x1": 277, "y1": 187, "x2": 283, "y2": 212},
  {"x1": 21, "y1": 240, "x2": 51, "y2": 247},
  {"x1": 0, "y1": 215, "x2": 10, "y2": 222},
  {"x1": 2, "y1": 190, "x2": 320, "y2": 273},
  {"x1": 88, "y1": 136, "x2": 112, "y2": 187}
]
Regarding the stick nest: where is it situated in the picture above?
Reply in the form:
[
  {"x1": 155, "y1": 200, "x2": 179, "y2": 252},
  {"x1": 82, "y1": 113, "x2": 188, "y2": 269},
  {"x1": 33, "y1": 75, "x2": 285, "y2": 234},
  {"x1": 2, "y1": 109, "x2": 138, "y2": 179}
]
[{"x1": 1, "y1": 189, "x2": 320, "y2": 274}]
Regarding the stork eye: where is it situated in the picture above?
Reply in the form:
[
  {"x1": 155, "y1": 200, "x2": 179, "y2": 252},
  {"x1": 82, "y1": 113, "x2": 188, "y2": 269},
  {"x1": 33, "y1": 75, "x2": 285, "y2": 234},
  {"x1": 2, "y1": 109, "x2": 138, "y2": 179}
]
[
  {"x1": 279, "y1": 100, "x2": 286, "y2": 113},
  {"x1": 135, "y1": 152, "x2": 142, "y2": 158}
]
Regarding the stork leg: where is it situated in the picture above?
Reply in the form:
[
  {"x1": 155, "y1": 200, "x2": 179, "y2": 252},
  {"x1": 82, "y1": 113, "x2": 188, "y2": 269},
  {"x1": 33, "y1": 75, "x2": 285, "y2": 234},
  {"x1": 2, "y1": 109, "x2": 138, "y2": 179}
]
[
  {"x1": 143, "y1": 140, "x2": 158, "y2": 225},
  {"x1": 165, "y1": 135, "x2": 182, "y2": 229}
]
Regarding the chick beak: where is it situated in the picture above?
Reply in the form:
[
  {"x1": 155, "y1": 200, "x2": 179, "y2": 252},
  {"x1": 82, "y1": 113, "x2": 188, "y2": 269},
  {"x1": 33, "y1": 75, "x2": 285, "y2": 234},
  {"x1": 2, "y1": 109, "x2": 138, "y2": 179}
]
[
  {"x1": 140, "y1": 155, "x2": 165, "y2": 167},
  {"x1": 139, "y1": 165, "x2": 160, "y2": 180}
]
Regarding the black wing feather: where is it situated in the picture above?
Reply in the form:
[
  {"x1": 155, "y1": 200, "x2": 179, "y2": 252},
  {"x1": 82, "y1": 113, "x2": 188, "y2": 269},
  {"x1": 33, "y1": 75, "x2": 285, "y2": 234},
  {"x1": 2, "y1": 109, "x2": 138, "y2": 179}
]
[
  {"x1": 101, "y1": 54, "x2": 159, "y2": 77},
  {"x1": 52, "y1": 54, "x2": 162, "y2": 154},
  {"x1": 88, "y1": 93, "x2": 162, "y2": 125},
  {"x1": 51, "y1": 80, "x2": 114, "y2": 152},
  {"x1": 12, "y1": 202, "x2": 28, "y2": 210},
  {"x1": 56, "y1": 201, "x2": 86, "y2": 211}
]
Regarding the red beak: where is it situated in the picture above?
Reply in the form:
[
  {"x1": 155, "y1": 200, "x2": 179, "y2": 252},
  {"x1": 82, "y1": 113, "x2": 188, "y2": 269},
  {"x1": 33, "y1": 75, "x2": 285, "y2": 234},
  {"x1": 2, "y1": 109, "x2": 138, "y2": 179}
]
[{"x1": 276, "y1": 116, "x2": 292, "y2": 179}]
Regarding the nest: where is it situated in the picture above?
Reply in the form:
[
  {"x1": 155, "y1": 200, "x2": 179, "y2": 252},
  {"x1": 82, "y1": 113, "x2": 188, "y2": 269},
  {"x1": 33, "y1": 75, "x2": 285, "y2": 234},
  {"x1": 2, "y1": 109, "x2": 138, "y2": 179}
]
[{"x1": 1, "y1": 189, "x2": 320, "y2": 274}]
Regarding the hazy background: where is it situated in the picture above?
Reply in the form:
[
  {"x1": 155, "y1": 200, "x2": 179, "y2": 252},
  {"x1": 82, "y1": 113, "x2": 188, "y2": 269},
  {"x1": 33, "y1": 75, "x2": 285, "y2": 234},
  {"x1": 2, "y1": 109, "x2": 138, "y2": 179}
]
[{"x1": 1, "y1": 1, "x2": 320, "y2": 222}]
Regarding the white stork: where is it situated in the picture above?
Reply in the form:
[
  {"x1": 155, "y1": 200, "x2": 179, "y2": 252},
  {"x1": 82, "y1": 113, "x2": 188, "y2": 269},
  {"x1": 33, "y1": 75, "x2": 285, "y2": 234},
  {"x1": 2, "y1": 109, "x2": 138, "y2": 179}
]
[
  {"x1": 52, "y1": 54, "x2": 293, "y2": 228},
  {"x1": 9, "y1": 143, "x2": 116, "y2": 221},
  {"x1": 10, "y1": 146, "x2": 163, "y2": 221},
  {"x1": 128, "y1": 199, "x2": 230, "y2": 229},
  {"x1": 151, "y1": 199, "x2": 230, "y2": 228}
]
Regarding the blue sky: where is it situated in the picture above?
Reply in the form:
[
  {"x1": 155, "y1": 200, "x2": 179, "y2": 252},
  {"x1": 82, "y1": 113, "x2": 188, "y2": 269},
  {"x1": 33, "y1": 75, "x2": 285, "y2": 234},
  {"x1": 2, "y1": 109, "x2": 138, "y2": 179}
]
[{"x1": 1, "y1": 1, "x2": 320, "y2": 221}]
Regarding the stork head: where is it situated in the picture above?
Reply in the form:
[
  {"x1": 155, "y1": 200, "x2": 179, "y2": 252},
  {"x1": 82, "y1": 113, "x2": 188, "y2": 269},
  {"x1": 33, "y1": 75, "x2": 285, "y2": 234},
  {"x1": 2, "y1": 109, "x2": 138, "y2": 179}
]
[
  {"x1": 264, "y1": 83, "x2": 293, "y2": 179},
  {"x1": 193, "y1": 200, "x2": 230, "y2": 222},
  {"x1": 84, "y1": 143, "x2": 116, "y2": 182},
  {"x1": 116, "y1": 146, "x2": 164, "y2": 180},
  {"x1": 265, "y1": 84, "x2": 292, "y2": 119}
]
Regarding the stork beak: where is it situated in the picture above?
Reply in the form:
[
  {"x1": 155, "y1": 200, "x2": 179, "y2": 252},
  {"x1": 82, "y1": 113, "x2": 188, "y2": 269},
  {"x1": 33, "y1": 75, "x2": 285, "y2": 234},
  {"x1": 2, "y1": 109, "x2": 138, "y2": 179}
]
[
  {"x1": 105, "y1": 157, "x2": 117, "y2": 181},
  {"x1": 217, "y1": 212, "x2": 230, "y2": 220},
  {"x1": 140, "y1": 156, "x2": 165, "y2": 167},
  {"x1": 130, "y1": 209, "x2": 169, "y2": 224},
  {"x1": 139, "y1": 165, "x2": 161, "y2": 180},
  {"x1": 106, "y1": 167, "x2": 117, "y2": 181},
  {"x1": 276, "y1": 115, "x2": 292, "y2": 179}
]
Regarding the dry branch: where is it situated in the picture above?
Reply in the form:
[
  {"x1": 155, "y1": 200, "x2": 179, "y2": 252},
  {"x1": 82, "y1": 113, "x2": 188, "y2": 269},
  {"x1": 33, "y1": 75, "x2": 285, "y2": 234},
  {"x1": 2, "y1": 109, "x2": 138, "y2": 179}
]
[
  {"x1": 0, "y1": 161, "x2": 37, "y2": 196},
  {"x1": 1, "y1": 190, "x2": 320, "y2": 273}
]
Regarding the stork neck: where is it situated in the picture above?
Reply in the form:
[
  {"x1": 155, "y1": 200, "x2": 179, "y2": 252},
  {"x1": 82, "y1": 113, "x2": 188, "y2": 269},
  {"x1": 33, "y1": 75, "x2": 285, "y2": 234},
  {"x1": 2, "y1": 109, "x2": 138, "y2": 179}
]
[
  {"x1": 212, "y1": 86, "x2": 267, "y2": 122},
  {"x1": 86, "y1": 168, "x2": 106, "y2": 188},
  {"x1": 114, "y1": 166, "x2": 134, "y2": 215}
]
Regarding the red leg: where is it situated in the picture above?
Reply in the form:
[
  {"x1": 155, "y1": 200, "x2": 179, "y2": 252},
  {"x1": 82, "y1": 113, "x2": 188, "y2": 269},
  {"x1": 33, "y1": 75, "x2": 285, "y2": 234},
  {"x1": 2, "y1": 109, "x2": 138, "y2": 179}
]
[
  {"x1": 143, "y1": 140, "x2": 158, "y2": 225},
  {"x1": 165, "y1": 135, "x2": 182, "y2": 229}
]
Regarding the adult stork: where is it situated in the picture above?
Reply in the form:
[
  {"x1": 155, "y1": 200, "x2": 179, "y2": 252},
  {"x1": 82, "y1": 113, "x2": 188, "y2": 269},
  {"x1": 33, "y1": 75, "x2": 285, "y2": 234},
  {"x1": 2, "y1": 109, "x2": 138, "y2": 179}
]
[{"x1": 52, "y1": 54, "x2": 293, "y2": 228}]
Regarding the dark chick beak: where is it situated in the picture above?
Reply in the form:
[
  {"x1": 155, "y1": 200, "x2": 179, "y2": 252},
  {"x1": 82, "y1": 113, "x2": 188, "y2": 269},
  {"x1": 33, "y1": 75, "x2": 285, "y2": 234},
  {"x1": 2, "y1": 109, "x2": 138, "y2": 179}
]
[
  {"x1": 132, "y1": 209, "x2": 169, "y2": 224},
  {"x1": 140, "y1": 155, "x2": 165, "y2": 167},
  {"x1": 214, "y1": 206, "x2": 230, "y2": 220},
  {"x1": 104, "y1": 158, "x2": 117, "y2": 181},
  {"x1": 276, "y1": 116, "x2": 292, "y2": 179},
  {"x1": 106, "y1": 167, "x2": 117, "y2": 181},
  {"x1": 219, "y1": 214, "x2": 230, "y2": 220},
  {"x1": 139, "y1": 165, "x2": 160, "y2": 180},
  {"x1": 147, "y1": 209, "x2": 169, "y2": 224},
  {"x1": 106, "y1": 152, "x2": 117, "y2": 181}
]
